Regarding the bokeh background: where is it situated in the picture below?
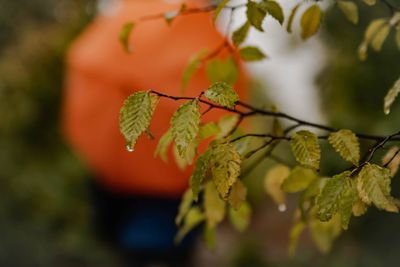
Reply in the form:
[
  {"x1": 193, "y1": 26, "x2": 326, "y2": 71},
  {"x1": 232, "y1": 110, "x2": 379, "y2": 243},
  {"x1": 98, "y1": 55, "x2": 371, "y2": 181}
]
[{"x1": 0, "y1": 0, "x2": 399, "y2": 266}]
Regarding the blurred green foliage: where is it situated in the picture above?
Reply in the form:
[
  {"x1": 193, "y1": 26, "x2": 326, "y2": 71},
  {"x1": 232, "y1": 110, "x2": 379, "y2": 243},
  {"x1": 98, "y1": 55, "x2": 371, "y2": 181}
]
[{"x1": 0, "y1": 0, "x2": 122, "y2": 266}]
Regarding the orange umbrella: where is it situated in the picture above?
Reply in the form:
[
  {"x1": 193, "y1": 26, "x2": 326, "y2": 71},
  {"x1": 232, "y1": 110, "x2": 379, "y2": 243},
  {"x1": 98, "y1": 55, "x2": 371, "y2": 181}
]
[{"x1": 62, "y1": 0, "x2": 248, "y2": 197}]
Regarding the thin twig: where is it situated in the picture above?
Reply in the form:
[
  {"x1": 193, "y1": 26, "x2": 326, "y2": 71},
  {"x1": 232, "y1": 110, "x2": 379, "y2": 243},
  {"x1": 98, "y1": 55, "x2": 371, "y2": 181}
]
[{"x1": 149, "y1": 90, "x2": 400, "y2": 142}]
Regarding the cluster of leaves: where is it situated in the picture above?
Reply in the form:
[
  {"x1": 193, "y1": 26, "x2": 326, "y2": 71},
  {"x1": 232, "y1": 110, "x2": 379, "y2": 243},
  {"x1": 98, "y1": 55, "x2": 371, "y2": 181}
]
[
  {"x1": 120, "y1": 83, "x2": 252, "y2": 249},
  {"x1": 120, "y1": 81, "x2": 400, "y2": 253},
  {"x1": 117, "y1": 0, "x2": 400, "y2": 254}
]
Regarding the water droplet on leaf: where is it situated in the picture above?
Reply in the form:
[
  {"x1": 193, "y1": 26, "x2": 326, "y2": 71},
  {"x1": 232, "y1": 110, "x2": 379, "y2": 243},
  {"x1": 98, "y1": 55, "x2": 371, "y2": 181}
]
[
  {"x1": 126, "y1": 144, "x2": 134, "y2": 152},
  {"x1": 278, "y1": 203, "x2": 287, "y2": 212}
]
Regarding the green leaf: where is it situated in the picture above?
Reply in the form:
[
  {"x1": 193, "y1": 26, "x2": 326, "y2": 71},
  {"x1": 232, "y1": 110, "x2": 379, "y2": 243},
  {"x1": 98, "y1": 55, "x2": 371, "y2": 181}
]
[
  {"x1": 383, "y1": 77, "x2": 400, "y2": 115},
  {"x1": 119, "y1": 22, "x2": 134, "y2": 53},
  {"x1": 356, "y1": 163, "x2": 398, "y2": 212},
  {"x1": 175, "y1": 189, "x2": 193, "y2": 225},
  {"x1": 217, "y1": 114, "x2": 239, "y2": 138},
  {"x1": 204, "y1": 82, "x2": 239, "y2": 108},
  {"x1": 281, "y1": 166, "x2": 318, "y2": 193},
  {"x1": 260, "y1": 0, "x2": 284, "y2": 25},
  {"x1": 232, "y1": 21, "x2": 251, "y2": 46},
  {"x1": 199, "y1": 122, "x2": 220, "y2": 140},
  {"x1": 300, "y1": 4, "x2": 322, "y2": 39},
  {"x1": 214, "y1": 0, "x2": 230, "y2": 21},
  {"x1": 287, "y1": 3, "x2": 301, "y2": 33},
  {"x1": 288, "y1": 221, "x2": 305, "y2": 257},
  {"x1": 328, "y1": 129, "x2": 360, "y2": 166},
  {"x1": 181, "y1": 49, "x2": 208, "y2": 92},
  {"x1": 316, "y1": 171, "x2": 356, "y2": 229},
  {"x1": 337, "y1": 1, "x2": 359, "y2": 24},
  {"x1": 316, "y1": 173, "x2": 348, "y2": 221},
  {"x1": 210, "y1": 142, "x2": 242, "y2": 199},
  {"x1": 290, "y1": 130, "x2": 321, "y2": 170},
  {"x1": 228, "y1": 202, "x2": 251, "y2": 232},
  {"x1": 396, "y1": 28, "x2": 400, "y2": 50},
  {"x1": 171, "y1": 99, "x2": 200, "y2": 157},
  {"x1": 120, "y1": 91, "x2": 158, "y2": 151},
  {"x1": 339, "y1": 182, "x2": 357, "y2": 229},
  {"x1": 154, "y1": 128, "x2": 173, "y2": 162},
  {"x1": 204, "y1": 182, "x2": 226, "y2": 228},
  {"x1": 246, "y1": 1, "x2": 266, "y2": 31},
  {"x1": 228, "y1": 180, "x2": 247, "y2": 210},
  {"x1": 264, "y1": 164, "x2": 290, "y2": 205},
  {"x1": 206, "y1": 57, "x2": 239, "y2": 85},
  {"x1": 239, "y1": 46, "x2": 267, "y2": 62},
  {"x1": 362, "y1": 0, "x2": 376, "y2": 6},
  {"x1": 190, "y1": 149, "x2": 212, "y2": 201},
  {"x1": 309, "y1": 214, "x2": 342, "y2": 253},
  {"x1": 175, "y1": 207, "x2": 205, "y2": 243}
]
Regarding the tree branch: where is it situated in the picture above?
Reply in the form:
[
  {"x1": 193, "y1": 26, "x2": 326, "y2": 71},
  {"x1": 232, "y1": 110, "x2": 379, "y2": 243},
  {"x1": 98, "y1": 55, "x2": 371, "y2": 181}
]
[{"x1": 149, "y1": 90, "x2": 400, "y2": 142}]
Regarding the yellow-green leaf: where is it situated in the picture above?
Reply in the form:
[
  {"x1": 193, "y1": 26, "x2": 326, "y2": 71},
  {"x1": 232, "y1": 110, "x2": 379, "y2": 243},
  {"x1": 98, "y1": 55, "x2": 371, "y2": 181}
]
[
  {"x1": 264, "y1": 164, "x2": 290, "y2": 204},
  {"x1": 210, "y1": 142, "x2": 241, "y2": 199},
  {"x1": 191, "y1": 149, "x2": 212, "y2": 201},
  {"x1": 382, "y1": 146, "x2": 400, "y2": 176},
  {"x1": 217, "y1": 114, "x2": 239, "y2": 138},
  {"x1": 316, "y1": 172, "x2": 350, "y2": 222},
  {"x1": 175, "y1": 189, "x2": 193, "y2": 225},
  {"x1": 339, "y1": 181, "x2": 357, "y2": 230},
  {"x1": 204, "y1": 82, "x2": 239, "y2": 108},
  {"x1": 383, "y1": 77, "x2": 400, "y2": 115},
  {"x1": 363, "y1": 0, "x2": 376, "y2": 6},
  {"x1": 204, "y1": 182, "x2": 226, "y2": 228},
  {"x1": 316, "y1": 171, "x2": 356, "y2": 230},
  {"x1": 261, "y1": 0, "x2": 284, "y2": 25},
  {"x1": 239, "y1": 46, "x2": 267, "y2": 62},
  {"x1": 214, "y1": 0, "x2": 230, "y2": 21},
  {"x1": 199, "y1": 122, "x2": 220, "y2": 140},
  {"x1": 203, "y1": 225, "x2": 217, "y2": 251},
  {"x1": 154, "y1": 128, "x2": 173, "y2": 162},
  {"x1": 356, "y1": 163, "x2": 398, "y2": 212},
  {"x1": 288, "y1": 221, "x2": 305, "y2": 257},
  {"x1": 181, "y1": 49, "x2": 208, "y2": 92},
  {"x1": 287, "y1": 3, "x2": 301, "y2": 33},
  {"x1": 290, "y1": 130, "x2": 321, "y2": 170},
  {"x1": 206, "y1": 57, "x2": 239, "y2": 85},
  {"x1": 173, "y1": 143, "x2": 188, "y2": 170},
  {"x1": 281, "y1": 166, "x2": 318, "y2": 193},
  {"x1": 228, "y1": 202, "x2": 251, "y2": 232},
  {"x1": 171, "y1": 99, "x2": 200, "y2": 157},
  {"x1": 371, "y1": 24, "x2": 390, "y2": 51},
  {"x1": 246, "y1": 1, "x2": 266, "y2": 31},
  {"x1": 300, "y1": 4, "x2": 322, "y2": 39},
  {"x1": 120, "y1": 91, "x2": 158, "y2": 151},
  {"x1": 352, "y1": 198, "x2": 368, "y2": 216},
  {"x1": 175, "y1": 207, "x2": 205, "y2": 243},
  {"x1": 309, "y1": 214, "x2": 342, "y2": 253},
  {"x1": 228, "y1": 180, "x2": 247, "y2": 210},
  {"x1": 337, "y1": 1, "x2": 359, "y2": 24},
  {"x1": 232, "y1": 21, "x2": 251, "y2": 46},
  {"x1": 365, "y1": 19, "x2": 387, "y2": 42},
  {"x1": 119, "y1": 22, "x2": 134, "y2": 53},
  {"x1": 328, "y1": 129, "x2": 360, "y2": 166}
]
